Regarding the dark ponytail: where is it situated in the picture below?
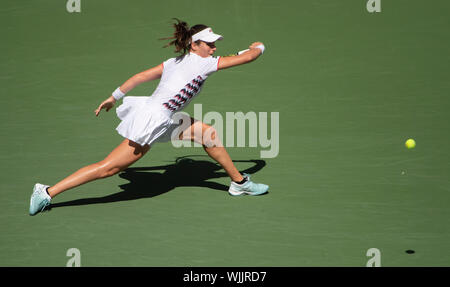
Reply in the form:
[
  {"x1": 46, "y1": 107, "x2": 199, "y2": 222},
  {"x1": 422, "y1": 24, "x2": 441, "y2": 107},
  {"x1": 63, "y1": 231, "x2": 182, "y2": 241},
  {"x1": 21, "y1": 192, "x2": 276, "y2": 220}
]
[{"x1": 161, "y1": 18, "x2": 208, "y2": 55}]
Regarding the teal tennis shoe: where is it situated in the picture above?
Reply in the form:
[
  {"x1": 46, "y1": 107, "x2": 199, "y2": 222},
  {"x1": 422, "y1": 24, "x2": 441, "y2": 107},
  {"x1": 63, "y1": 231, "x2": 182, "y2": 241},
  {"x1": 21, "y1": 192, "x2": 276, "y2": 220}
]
[
  {"x1": 29, "y1": 183, "x2": 51, "y2": 216},
  {"x1": 228, "y1": 173, "x2": 269, "y2": 196}
]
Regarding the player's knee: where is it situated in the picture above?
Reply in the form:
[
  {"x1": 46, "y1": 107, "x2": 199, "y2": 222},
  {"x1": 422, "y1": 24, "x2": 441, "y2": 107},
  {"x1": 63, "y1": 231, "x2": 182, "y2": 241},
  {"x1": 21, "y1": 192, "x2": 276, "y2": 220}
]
[
  {"x1": 104, "y1": 167, "x2": 121, "y2": 178},
  {"x1": 203, "y1": 126, "x2": 222, "y2": 148},
  {"x1": 97, "y1": 162, "x2": 121, "y2": 179}
]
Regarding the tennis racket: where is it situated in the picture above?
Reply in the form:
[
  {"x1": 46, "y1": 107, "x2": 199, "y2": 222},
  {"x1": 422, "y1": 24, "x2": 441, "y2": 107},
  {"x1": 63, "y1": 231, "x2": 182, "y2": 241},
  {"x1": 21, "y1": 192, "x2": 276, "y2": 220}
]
[{"x1": 223, "y1": 49, "x2": 250, "y2": 57}]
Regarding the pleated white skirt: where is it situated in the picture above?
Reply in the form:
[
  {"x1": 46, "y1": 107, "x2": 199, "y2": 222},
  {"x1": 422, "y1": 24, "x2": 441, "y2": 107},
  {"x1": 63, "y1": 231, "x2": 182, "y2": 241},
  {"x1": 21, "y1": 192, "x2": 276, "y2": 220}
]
[{"x1": 116, "y1": 96, "x2": 179, "y2": 146}]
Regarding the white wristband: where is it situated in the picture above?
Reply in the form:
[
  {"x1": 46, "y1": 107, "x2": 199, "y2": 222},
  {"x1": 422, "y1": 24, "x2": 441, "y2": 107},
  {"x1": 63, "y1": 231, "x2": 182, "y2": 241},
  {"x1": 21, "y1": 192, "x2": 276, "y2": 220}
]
[
  {"x1": 112, "y1": 87, "x2": 125, "y2": 101},
  {"x1": 255, "y1": 44, "x2": 265, "y2": 54}
]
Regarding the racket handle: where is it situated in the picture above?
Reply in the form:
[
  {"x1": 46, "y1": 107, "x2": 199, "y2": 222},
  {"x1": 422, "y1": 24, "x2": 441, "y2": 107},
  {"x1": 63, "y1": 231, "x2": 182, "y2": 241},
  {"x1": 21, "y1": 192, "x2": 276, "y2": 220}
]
[{"x1": 237, "y1": 49, "x2": 250, "y2": 55}]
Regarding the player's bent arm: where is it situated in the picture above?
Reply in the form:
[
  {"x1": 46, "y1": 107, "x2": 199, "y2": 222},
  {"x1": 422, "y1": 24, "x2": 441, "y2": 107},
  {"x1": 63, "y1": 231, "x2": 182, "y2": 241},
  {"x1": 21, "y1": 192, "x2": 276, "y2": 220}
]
[
  {"x1": 119, "y1": 63, "x2": 163, "y2": 93},
  {"x1": 218, "y1": 47, "x2": 263, "y2": 70}
]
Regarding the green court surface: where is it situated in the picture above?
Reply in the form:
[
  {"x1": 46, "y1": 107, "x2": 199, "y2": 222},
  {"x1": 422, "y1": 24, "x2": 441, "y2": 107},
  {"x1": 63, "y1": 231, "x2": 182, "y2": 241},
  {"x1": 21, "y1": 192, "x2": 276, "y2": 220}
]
[{"x1": 1, "y1": 0, "x2": 449, "y2": 266}]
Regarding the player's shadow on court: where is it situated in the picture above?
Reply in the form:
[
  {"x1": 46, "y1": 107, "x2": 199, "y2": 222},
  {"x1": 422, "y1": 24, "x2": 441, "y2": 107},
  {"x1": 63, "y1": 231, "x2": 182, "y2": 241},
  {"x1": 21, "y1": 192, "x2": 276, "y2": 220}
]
[{"x1": 49, "y1": 156, "x2": 266, "y2": 209}]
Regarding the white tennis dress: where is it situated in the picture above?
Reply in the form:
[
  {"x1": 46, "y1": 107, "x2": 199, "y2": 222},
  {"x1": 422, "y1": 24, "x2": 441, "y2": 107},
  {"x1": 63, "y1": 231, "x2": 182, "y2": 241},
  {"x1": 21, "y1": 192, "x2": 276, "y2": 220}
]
[{"x1": 116, "y1": 52, "x2": 220, "y2": 146}]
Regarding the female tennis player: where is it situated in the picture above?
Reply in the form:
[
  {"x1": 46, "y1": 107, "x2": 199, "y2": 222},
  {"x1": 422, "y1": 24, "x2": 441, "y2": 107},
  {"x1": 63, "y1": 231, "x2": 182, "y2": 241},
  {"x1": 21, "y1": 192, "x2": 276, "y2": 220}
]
[{"x1": 29, "y1": 19, "x2": 269, "y2": 216}]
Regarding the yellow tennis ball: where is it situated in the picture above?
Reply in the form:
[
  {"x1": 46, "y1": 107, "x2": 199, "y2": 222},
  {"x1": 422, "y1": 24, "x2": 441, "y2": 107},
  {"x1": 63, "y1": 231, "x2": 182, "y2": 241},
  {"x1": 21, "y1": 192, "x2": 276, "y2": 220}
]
[{"x1": 405, "y1": 139, "x2": 416, "y2": 149}]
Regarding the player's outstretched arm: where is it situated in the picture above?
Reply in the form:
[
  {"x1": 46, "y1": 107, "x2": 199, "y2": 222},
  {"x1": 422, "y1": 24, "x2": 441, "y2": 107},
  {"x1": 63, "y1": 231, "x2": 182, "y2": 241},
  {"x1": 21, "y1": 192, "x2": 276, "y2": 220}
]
[{"x1": 218, "y1": 42, "x2": 265, "y2": 70}]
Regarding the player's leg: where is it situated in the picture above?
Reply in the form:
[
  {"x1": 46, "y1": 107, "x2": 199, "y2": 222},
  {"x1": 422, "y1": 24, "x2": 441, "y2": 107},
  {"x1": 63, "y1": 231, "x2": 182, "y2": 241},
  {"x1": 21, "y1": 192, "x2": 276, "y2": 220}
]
[
  {"x1": 178, "y1": 118, "x2": 268, "y2": 196},
  {"x1": 178, "y1": 117, "x2": 243, "y2": 182},
  {"x1": 30, "y1": 139, "x2": 149, "y2": 215},
  {"x1": 47, "y1": 139, "x2": 150, "y2": 198}
]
